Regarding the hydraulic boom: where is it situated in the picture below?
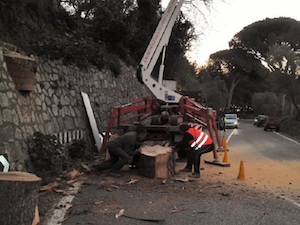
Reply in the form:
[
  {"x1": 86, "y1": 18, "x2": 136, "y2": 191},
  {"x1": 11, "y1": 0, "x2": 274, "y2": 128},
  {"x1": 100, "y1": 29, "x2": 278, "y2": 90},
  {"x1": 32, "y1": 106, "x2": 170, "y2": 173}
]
[
  {"x1": 137, "y1": 0, "x2": 184, "y2": 103},
  {"x1": 100, "y1": 0, "x2": 224, "y2": 158}
]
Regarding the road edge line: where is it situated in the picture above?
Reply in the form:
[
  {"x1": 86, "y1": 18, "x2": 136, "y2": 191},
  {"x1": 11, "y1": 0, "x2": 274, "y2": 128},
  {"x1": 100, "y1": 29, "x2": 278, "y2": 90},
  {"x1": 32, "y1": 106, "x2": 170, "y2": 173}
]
[{"x1": 275, "y1": 132, "x2": 300, "y2": 146}]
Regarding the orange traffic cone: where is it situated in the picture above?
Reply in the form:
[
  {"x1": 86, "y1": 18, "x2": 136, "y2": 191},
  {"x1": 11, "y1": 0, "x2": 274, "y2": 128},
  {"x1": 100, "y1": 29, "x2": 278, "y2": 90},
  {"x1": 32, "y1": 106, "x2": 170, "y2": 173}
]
[
  {"x1": 222, "y1": 136, "x2": 227, "y2": 151},
  {"x1": 237, "y1": 160, "x2": 245, "y2": 180},
  {"x1": 223, "y1": 149, "x2": 229, "y2": 163}
]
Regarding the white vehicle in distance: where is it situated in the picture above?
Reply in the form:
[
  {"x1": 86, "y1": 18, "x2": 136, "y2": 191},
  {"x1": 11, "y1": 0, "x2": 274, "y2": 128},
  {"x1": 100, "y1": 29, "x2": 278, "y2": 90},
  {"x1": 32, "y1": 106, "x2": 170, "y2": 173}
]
[{"x1": 224, "y1": 113, "x2": 239, "y2": 129}]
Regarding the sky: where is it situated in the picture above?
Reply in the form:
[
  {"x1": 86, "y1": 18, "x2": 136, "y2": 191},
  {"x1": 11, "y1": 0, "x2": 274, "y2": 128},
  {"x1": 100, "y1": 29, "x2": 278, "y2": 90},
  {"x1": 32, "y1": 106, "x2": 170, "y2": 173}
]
[{"x1": 162, "y1": 0, "x2": 300, "y2": 66}]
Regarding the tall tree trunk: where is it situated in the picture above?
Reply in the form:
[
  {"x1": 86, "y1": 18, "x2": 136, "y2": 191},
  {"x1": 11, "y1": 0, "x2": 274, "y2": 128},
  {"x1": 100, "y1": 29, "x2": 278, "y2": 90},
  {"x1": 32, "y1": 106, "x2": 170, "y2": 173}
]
[
  {"x1": 226, "y1": 81, "x2": 235, "y2": 113},
  {"x1": 225, "y1": 73, "x2": 242, "y2": 113},
  {"x1": 291, "y1": 93, "x2": 300, "y2": 119},
  {"x1": 280, "y1": 94, "x2": 286, "y2": 117}
]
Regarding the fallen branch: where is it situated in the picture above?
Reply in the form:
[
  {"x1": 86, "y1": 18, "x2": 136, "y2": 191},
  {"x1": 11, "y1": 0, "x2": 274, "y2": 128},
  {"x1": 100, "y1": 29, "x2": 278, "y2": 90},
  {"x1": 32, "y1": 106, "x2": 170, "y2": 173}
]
[
  {"x1": 40, "y1": 182, "x2": 60, "y2": 191},
  {"x1": 81, "y1": 163, "x2": 91, "y2": 172},
  {"x1": 127, "y1": 179, "x2": 139, "y2": 185}
]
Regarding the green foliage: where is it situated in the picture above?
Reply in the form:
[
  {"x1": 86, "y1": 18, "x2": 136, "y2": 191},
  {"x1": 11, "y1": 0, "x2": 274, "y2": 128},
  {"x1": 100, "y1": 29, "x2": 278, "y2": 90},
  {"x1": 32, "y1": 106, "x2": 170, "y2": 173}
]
[
  {"x1": 164, "y1": 17, "x2": 196, "y2": 81},
  {"x1": 26, "y1": 133, "x2": 95, "y2": 183},
  {"x1": 0, "y1": 0, "x2": 195, "y2": 78},
  {"x1": 252, "y1": 92, "x2": 280, "y2": 116},
  {"x1": 280, "y1": 117, "x2": 300, "y2": 139},
  {"x1": 232, "y1": 18, "x2": 300, "y2": 117},
  {"x1": 205, "y1": 17, "x2": 300, "y2": 114},
  {"x1": 197, "y1": 67, "x2": 227, "y2": 110},
  {"x1": 26, "y1": 132, "x2": 65, "y2": 183},
  {"x1": 130, "y1": 0, "x2": 161, "y2": 62},
  {"x1": 230, "y1": 17, "x2": 300, "y2": 57},
  {"x1": 207, "y1": 48, "x2": 268, "y2": 112},
  {"x1": 210, "y1": 48, "x2": 264, "y2": 81},
  {"x1": 66, "y1": 139, "x2": 92, "y2": 160}
]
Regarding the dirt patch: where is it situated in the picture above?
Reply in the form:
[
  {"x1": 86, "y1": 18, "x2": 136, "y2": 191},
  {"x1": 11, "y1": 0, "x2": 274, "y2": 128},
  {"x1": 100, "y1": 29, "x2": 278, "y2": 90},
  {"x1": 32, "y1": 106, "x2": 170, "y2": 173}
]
[{"x1": 201, "y1": 149, "x2": 300, "y2": 203}]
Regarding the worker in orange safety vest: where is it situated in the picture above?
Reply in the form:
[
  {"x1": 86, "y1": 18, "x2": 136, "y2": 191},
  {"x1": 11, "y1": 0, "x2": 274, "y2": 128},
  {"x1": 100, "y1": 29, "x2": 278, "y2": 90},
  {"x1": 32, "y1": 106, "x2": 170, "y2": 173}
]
[{"x1": 174, "y1": 123, "x2": 215, "y2": 178}]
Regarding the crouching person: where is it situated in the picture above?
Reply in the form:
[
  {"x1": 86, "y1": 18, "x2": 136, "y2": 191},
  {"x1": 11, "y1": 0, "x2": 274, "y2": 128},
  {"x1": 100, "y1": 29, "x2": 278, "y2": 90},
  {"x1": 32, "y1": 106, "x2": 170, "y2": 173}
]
[{"x1": 93, "y1": 124, "x2": 147, "y2": 176}]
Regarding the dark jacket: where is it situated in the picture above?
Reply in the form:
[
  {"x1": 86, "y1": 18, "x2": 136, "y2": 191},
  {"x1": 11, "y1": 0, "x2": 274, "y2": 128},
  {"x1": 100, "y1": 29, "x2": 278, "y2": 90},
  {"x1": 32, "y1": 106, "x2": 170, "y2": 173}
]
[
  {"x1": 109, "y1": 131, "x2": 142, "y2": 155},
  {"x1": 175, "y1": 132, "x2": 194, "y2": 150}
]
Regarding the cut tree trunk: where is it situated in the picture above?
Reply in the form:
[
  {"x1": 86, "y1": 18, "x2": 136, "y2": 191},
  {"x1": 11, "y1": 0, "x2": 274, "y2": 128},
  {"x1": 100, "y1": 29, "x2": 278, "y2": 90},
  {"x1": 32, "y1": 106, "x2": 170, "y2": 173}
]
[
  {"x1": 138, "y1": 145, "x2": 175, "y2": 179},
  {"x1": 0, "y1": 171, "x2": 41, "y2": 225}
]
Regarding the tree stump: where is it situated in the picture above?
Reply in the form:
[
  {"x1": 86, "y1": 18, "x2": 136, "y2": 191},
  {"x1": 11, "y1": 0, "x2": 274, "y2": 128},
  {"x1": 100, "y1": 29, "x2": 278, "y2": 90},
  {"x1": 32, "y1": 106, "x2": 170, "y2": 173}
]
[
  {"x1": 0, "y1": 171, "x2": 41, "y2": 225},
  {"x1": 138, "y1": 145, "x2": 175, "y2": 179}
]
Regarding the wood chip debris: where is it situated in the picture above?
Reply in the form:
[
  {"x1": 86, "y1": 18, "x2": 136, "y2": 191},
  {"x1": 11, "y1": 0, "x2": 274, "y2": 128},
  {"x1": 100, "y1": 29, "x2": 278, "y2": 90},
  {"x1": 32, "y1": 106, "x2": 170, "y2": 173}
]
[
  {"x1": 65, "y1": 169, "x2": 82, "y2": 181},
  {"x1": 40, "y1": 182, "x2": 60, "y2": 191},
  {"x1": 115, "y1": 209, "x2": 125, "y2": 218},
  {"x1": 54, "y1": 189, "x2": 70, "y2": 196},
  {"x1": 81, "y1": 163, "x2": 91, "y2": 171},
  {"x1": 174, "y1": 177, "x2": 189, "y2": 182},
  {"x1": 170, "y1": 206, "x2": 187, "y2": 213},
  {"x1": 127, "y1": 179, "x2": 139, "y2": 184}
]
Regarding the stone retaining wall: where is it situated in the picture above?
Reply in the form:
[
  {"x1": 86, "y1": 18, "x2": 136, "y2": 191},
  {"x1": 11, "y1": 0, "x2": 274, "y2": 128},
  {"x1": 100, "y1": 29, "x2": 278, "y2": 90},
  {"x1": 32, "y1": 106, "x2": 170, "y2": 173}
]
[{"x1": 0, "y1": 47, "x2": 152, "y2": 170}]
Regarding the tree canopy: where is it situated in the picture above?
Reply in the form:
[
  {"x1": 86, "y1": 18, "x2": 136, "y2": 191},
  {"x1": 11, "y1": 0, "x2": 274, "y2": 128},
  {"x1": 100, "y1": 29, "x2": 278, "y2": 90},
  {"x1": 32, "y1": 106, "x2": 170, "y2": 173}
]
[
  {"x1": 199, "y1": 17, "x2": 300, "y2": 118},
  {"x1": 207, "y1": 46, "x2": 267, "y2": 112},
  {"x1": 0, "y1": 0, "x2": 196, "y2": 78},
  {"x1": 230, "y1": 17, "x2": 300, "y2": 60},
  {"x1": 231, "y1": 17, "x2": 300, "y2": 117}
]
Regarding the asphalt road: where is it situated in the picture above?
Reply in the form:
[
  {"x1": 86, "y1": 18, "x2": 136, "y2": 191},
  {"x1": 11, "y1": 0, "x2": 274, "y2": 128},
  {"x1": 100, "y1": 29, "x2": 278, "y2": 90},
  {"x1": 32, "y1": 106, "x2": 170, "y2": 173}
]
[
  {"x1": 43, "y1": 119, "x2": 300, "y2": 225},
  {"x1": 227, "y1": 119, "x2": 300, "y2": 161},
  {"x1": 218, "y1": 120, "x2": 300, "y2": 205}
]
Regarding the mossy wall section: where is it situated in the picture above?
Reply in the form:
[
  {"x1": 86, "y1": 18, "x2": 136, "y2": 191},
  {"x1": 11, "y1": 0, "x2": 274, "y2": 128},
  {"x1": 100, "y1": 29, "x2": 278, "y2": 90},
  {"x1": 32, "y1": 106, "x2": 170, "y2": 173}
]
[{"x1": 0, "y1": 47, "x2": 152, "y2": 171}]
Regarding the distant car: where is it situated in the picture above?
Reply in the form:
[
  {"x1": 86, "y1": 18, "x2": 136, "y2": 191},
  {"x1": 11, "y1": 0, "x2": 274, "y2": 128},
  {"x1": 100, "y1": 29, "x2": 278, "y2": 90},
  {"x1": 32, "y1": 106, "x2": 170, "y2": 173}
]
[
  {"x1": 256, "y1": 115, "x2": 268, "y2": 127},
  {"x1": 264, "y1": 117, "x2": 280, "y2": 132},
  {"x1": 224, "y1": 113, "x2": 239, "y2": 129}
]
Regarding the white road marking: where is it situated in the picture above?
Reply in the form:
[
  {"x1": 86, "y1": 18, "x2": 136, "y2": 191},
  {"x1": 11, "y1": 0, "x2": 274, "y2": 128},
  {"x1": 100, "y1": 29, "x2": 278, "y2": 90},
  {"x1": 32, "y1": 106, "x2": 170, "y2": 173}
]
[
  {"x1": 278, "y1": 196, "x2": 300, "y2": 208},
  {"x1": 275, "y1": 132, "x2": 300, "y2": 145},
  {"x1": 46, "y1": 181, "x2": 82, "y2": 225},
  {"x1": 226, "y1": 129, "x2": 236, "y2": 143}
]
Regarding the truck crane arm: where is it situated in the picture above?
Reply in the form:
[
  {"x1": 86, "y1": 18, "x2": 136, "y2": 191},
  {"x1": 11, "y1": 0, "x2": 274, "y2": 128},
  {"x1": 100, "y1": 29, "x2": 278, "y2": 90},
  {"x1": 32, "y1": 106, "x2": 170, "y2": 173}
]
[
  {"x1": 137, "y1": 0, "x2": 185, "y2": 103},
  {"x1": 99, "y1": 0, "x2": 223, "y2": 155}
]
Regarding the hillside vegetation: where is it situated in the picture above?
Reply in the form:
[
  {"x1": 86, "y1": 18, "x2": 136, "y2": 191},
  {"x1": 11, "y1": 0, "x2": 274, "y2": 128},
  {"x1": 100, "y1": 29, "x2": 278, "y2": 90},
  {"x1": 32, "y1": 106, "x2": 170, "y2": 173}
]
[{"x1": 0, "y1": 0, "x2": 196, "y2": 80}]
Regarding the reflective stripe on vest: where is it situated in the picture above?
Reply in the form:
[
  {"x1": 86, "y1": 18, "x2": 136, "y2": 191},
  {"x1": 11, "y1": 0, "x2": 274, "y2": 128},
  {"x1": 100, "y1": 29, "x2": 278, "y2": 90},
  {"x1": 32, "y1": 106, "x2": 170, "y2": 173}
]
[
  {"x1": 195, "y1": 134, "x2": 209, "y2": 150},
  {"x1": 190, "y1": 130, "x2": 212, "y2": 149},
  {"x1": 191, "y1": 132, "x2": 204, "y2": 148}
]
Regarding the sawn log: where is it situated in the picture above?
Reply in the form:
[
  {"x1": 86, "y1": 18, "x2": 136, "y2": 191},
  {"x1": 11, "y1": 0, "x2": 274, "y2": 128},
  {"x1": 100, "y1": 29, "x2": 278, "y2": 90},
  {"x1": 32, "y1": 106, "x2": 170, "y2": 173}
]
[{"x1": 0, "y1": 171, "x2": 41, "y2": 225}]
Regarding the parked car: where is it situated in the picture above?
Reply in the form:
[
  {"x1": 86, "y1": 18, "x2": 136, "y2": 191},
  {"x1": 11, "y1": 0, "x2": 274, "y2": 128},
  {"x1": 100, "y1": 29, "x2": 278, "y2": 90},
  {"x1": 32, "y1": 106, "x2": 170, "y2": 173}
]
[
  {"x1": 256, "y1": 115, "x2": 268, "y2": 127},
  {"x1": 264, "y1": 117, "x2": 280, "y2": 132},
  {"x1": 224, "y1": 113, "x2": 239, "y2": 129}
]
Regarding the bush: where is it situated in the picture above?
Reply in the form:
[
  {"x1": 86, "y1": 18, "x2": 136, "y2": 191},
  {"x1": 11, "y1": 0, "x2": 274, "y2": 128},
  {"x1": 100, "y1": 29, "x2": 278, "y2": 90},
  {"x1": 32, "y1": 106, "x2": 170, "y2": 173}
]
[
  {"x1": 252, "y1": 92, "x2": 280, "y2": 116},
  {"x1": 26, "y1": 132, "x2": 65, "y2": 183},
  {"x1": 280, "y1": 117, "x2": 300, "y2": 139},
  {"x1": 67, "y1": 139, "x2": 89, "y2": 159}
]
